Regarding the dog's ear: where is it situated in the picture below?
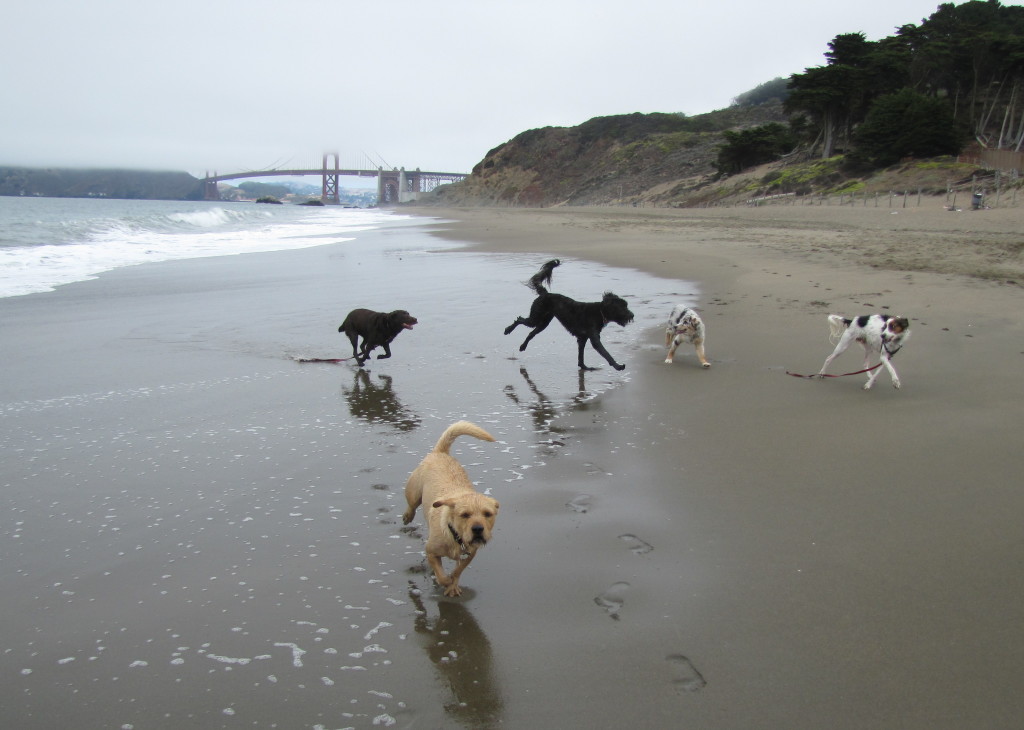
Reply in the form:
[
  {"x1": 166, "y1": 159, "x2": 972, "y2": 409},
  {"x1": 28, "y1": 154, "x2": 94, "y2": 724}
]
[{"x1": 431, "y1": 499, "x2": 453, "y2": 509}]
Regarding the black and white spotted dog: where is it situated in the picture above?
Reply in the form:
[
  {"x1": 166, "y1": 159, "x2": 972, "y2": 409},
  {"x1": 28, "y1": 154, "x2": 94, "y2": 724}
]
[
  {"x1": 818, "y1": 314, "x2": 910, "y2": 389},
  {"x1": 664, "y1": 305, "x2": 710, "y2": 368}
]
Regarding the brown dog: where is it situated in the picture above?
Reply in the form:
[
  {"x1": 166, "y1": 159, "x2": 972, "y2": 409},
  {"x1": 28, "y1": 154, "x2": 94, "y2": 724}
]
[
  {"x1": 403, "y1": 421, "x2": 499, "y2": 597},
  {"x1": 338, "y1": 308, "x2": 417, "y2": 366}
]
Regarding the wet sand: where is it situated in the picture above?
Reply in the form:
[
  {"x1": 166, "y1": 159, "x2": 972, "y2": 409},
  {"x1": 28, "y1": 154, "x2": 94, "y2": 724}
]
[
  {"x1": 415, "y1": 203, "x2": 1024, "y2": 727},
  {"x1": 2, "y1": 203, "x2": 1023, "y2": 728}
]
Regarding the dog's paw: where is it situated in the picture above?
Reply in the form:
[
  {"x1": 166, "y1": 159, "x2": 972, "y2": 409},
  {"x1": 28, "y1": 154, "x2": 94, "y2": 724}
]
[
  {"x1": 862, "y1": 381, "x2": 874, "y2": 390},
  {"x1": 442, "y1": 583, "x2": 463, "y2": 598},
  {"x1": 702, "y1": 361, "x2": 711, "y2": 368},
  {"x1": 664, "y1": 358, "x2": 673, "y2": 364},
  {"x1": 892, "y1": 379, "x2": 901, "y2": 389},
  {"x1": 614, "y1": 364, "x2": 626, "y2": 371}
]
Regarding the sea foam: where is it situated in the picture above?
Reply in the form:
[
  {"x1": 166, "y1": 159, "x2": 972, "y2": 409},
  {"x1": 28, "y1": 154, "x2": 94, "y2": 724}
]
[{"x1": 0, "y1": 199, "x2": 401, "y2": 298}]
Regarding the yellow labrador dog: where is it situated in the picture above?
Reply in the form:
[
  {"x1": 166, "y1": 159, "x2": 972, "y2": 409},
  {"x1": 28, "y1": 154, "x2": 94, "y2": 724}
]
[{"x1": 403, "y1": 421, "x2": 499, "y2": 597}]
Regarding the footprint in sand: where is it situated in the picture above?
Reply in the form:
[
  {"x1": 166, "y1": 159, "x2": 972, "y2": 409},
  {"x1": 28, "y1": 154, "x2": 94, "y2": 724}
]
[
  {"x1": 618, "y1": 533, "x2": 653, "y2": 555},
  {"x1": 666, "y1": 654, "x2": 706, "y2": 692},
  {"x1": 594, "y1": 582, "x2": 630, "y2": 620},
  {"x1": 566, "y1": 494, "x2": 592, "y2": 513}
]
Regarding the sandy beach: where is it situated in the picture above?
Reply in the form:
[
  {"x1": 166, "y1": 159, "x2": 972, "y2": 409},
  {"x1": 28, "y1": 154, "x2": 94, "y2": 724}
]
[
  {"x1": 2, "y1": 201, "x2": 1022, "y2": 728},
  {"x1": 414, "y1": 202, "x2": 1024, "y2": 727}
]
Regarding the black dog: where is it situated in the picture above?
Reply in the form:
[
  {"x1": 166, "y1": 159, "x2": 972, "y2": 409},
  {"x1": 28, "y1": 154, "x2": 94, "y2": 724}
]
[
  {"x1": 338, "y1": 308, "x2": 418, "y2": 366},
  {"x1": 503, "y1": 259, "x2": 634, "y2": 370}
]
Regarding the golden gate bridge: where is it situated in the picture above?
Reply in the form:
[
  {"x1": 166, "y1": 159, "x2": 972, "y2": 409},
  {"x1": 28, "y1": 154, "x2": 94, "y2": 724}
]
[{"x1": 201, "y1": 152, "x2": 468, "y2": 204}]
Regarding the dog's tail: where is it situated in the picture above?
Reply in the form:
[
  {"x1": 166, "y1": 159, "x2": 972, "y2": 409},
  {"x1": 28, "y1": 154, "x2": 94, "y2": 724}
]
[
  {"x1": 433, "y1": 420, "x2": 496, "y2": 454},
  {"x1": 526, "y1": 259, "x2": 561, "y2": 294},
  {"x1": 827, "y1": 314, "x2": 851, "y2": 344}
]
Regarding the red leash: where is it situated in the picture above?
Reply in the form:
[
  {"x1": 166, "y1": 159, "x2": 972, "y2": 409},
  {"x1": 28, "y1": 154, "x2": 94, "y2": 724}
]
[
  {"x1": 788, "y1": 342, "x2": 901, "y2": 379},
  {"x1": 786, "y1": 362, "x2": 883, "y2": 379}
]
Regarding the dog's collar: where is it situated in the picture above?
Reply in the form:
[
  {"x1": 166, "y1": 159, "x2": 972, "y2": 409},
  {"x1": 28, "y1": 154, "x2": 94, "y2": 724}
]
[
  {"x1": 882, "y1": 335, "x2": 903, "y2": 357},
  {"x1": 448, "y1": 524, "x2": 474, "y2": 556},
  {"x1": 448, "y1": 523, "x2": 465, "y2": 547}
]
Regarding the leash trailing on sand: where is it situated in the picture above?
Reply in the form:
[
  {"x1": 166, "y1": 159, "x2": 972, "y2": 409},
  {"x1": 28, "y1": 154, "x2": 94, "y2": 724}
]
[
  {"x1": 787, "y1": 345, "x2": 902, "y2": 379},
  {"x1": 294, "y1": 356, "x2": 353, "y2": 363},
  {"x1": 785, "y1": 362, "x2": 884, "y2": 379}
]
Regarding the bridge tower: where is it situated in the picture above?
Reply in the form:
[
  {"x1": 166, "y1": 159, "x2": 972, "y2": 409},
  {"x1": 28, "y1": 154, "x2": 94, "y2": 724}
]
[
  {"x1": 203, "y1": 172, "x2": 220, "y2": 201},
  {"x1": 321, "y1": 153, "x2": 340, "y2": 205},
  {"x1": 377, "y1": 167, "x2": 399, "y2": 204},
  {"x1": 376, "y1": 167, "x2": 424, "y2": 204}
]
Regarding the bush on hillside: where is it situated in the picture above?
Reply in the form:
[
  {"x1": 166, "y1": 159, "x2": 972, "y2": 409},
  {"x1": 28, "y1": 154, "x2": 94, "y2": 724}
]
[
  {"x1": 852, "y1": 89, "x2": 965, "y2": 166},
  {"x1": 715, "y1": 122, "x2": 798, "y2": 175}
]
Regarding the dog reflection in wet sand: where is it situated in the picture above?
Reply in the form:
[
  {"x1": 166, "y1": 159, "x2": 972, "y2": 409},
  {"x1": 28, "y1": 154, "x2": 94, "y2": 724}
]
[
  {"x1": 403, "y1": 421, "x2": 499, "y2": 597},
  {"x1": 408, "y1": 583, "x2": 504, "y2": 725},
  {"x1": 343, "y1": 370, "x2": 420, "y2": 432}
]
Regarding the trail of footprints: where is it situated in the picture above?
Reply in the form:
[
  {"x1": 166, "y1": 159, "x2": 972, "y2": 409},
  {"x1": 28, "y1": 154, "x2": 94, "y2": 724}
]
[
  {"x1": 567, "y1": 495, "x2": 705, "y2": 692},
  {"x1": 393, "y1": 430, "x2": 705, "y2": 693}
]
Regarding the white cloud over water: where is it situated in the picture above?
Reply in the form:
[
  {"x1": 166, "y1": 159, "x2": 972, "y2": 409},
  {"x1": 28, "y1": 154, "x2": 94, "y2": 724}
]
[{"x1": 3, "y1": 0, "x2": 958, "y2": 178}]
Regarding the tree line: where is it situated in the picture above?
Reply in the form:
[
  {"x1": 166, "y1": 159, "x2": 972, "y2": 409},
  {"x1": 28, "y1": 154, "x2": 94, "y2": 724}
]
[{"x1": 718, "y1": 0, "x2": 1024, "y2": 174}]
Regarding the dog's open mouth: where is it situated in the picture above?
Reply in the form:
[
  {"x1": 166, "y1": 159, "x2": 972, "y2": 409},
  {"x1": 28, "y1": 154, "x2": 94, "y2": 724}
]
[
  {"x1": 403, "y1": 321, "x2": 417, "y2": 329},
  {"x1": 470, "y1": 535, "x2": 487, "y2": 545}
]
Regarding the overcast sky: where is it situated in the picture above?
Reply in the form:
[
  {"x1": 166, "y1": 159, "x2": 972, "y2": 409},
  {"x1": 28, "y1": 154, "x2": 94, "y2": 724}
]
[{"x1": 2, "y1": 0, "x2": 967, "y2": 179}]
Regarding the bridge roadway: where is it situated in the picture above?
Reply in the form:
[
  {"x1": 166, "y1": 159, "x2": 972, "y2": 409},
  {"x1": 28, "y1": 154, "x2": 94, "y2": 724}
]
[{"x1": 201, "y1": 167, "x2": 468, "y2": 204}]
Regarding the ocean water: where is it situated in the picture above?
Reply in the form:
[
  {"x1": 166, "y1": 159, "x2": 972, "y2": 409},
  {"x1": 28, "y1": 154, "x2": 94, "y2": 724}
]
[
  {"x1": 0, "y1": 196, "x2": 704, "y2": 409},
  {"x1": 0, "y1": 196, "x2": 400, "y2": 298}
]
